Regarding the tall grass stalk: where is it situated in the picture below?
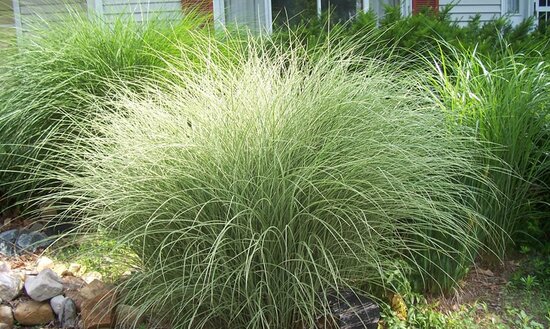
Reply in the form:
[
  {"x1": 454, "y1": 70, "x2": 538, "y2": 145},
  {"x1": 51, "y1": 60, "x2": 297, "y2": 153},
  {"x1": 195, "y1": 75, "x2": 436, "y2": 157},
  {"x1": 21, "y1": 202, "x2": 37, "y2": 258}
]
[
  {"x1": 42, "y1": 38, "x2": 495, "y2": 328},
  {"x1": 0, "y1": 8, "x2": 238, "y2": 210},
  {"x1": 428, "y1": 45, "x2": 550, "y2": 255}
]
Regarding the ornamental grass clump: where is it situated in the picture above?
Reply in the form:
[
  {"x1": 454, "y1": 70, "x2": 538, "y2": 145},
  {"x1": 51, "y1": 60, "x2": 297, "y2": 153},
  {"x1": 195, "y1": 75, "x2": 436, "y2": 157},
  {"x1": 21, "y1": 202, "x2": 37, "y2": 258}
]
[
  {"x1": 0, "y1": 9, "x2": 239, "y2": 208},
  {"x1": 429, "y1": 46, "x2": 550, "y2": 255},
  {"x1": 47, "y1": 40, "x2": 492, "y2": 328}
]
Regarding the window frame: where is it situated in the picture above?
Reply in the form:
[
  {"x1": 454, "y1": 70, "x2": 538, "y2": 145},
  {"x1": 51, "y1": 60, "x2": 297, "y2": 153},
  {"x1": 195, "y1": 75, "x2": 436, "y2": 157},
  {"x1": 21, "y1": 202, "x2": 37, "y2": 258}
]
[
  {"x1": 213, "y1": 0, "x2": 370, "y2": 33},
  {"x1": 503, "y1": 0, "x2": 520, "y2": 15}
]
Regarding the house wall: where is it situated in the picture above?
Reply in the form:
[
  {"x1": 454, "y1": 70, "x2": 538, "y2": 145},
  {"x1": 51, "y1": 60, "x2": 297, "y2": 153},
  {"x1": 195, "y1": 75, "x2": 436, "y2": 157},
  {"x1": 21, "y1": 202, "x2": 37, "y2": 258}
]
[
  {"x1": 439, "y1": 0, "x2": 502, "y2": 25},
  {"x1": 100, "y1": 0, "x2": 183, "y2": 22},
  {"x1": 18, "y1": 0, "x2": 87, "y2": 30}
]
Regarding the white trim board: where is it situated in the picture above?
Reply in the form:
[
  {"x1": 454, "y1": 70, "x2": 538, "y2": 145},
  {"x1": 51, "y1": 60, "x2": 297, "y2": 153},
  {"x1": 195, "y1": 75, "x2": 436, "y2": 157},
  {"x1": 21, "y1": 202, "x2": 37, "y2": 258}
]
[
  {"x1": 88, "y1": 0, "x2": 103, "y2": 15},
  {"x1": 11, "y1": 0, "x2": 21, "y2": 37}
]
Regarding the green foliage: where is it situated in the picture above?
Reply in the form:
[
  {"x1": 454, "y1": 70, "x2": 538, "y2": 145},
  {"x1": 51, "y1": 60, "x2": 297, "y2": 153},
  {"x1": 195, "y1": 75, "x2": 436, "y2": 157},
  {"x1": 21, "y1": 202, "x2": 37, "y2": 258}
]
[
  {"x1": 506, "y1": 309, "x2": 545, "y2": 329},
  {"x1": 273, "y1": 5, "x2": 550, "y2": 64},
  {"x1": 427, "y1": 47, "x2": 550, "y2": 255},
  {"x1": 40, "y1": 39, "x2": 493, "y2": 328},
  {"x1": 51, "y1": 237, "x2": 135, "y2": 283},
  {"x1": 0, "y1": 10, "x2": 240, "y2": 211}
]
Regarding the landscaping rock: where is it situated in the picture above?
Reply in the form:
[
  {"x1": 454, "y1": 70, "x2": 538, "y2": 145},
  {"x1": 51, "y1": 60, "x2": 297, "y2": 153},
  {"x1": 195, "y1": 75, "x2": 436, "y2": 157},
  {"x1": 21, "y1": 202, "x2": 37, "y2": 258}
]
[
  {"x1": 0, "y1": 262, "x2": 10, "y2": 273},
  {"x1": 115, "y1": 304, "x2": 144, "y2": 328},
  {"x1": 15, "y1": 231, "x2": 51, "y2": 253},
  {"x1": 39, "y1": 201, "x2": 57, "y2": 220},
  {"x1": 13, "y1": 300, "x2": 55, "y2": 326},
  {"x1": 81, "y1": 271, "x2": 103, "y2": 284},
  {"x1": 25, "y1": 269, "x2": 63, "y2": 302},
  {"x1": 0, "y1": 230, "x2": 19, "y2": 256},
  {"x1": 81, "y1": 291, "x2": 117, "y2": 329},
  {"x1": 80, "y1": 279, "x2": 108, "y2": 300},
  {"x1": 36, "y1": 256, "x2": 55, "y2": 272},
  {"x1": 0, "y1": 272, "x2": 22, "y2": 301},
  {"x1": 50, "y1": 295, "x2": 67, "y2": 316},
  {"x1": 63, "y1": 278, "x2": 105, "y2": 313},
  {"x1": 60, "y1": 298, "x2": 77, "y2": 329},
  {"x1": 53, "y1": 263, "x2": 68, "y2": 277},
  {"x1": 29, "y1": 222, "x2": 45, "y2": 232},
  {"x1": 67, "y1": 263, "x2": 82, "y2": 276},
  {"x1": 0, "y1": 305, "x2": 13, "y2": 328},
  {"x1": 64, "y1": 290, "x2": 85, "y2": 312},
  {"x1": 62, "y1": 276, "x2": 86, "y2": 292}
]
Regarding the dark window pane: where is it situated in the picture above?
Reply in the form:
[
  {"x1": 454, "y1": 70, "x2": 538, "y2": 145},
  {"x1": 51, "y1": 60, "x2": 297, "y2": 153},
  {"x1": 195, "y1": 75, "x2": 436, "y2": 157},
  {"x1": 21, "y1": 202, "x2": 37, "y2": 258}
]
[
  {"x1": 272, "y1": 0, "x2": 317, "y2": 26},
  {"x1": 321, "y1": 0, "x2": 361, "y2": 22}
]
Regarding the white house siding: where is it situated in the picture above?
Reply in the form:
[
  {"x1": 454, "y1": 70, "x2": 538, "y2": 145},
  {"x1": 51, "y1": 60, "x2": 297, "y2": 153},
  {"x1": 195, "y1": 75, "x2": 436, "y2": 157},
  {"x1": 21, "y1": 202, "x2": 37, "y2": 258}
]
[
  {"x1": 101, "y1": 0, "x2": 183, "y2": 22},
  {"x1": 439, "y1": 0, "x2": 502, "y2": 25},
  {"x1": 18, "y1": 0, "x2": 87, "y2": 31}
]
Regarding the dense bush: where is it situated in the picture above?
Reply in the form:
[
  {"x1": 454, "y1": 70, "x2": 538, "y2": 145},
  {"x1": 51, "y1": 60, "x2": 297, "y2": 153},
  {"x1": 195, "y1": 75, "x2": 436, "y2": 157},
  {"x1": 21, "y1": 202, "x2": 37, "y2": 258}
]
[
  {"x1": 0, "y1": 10, "x2": 241, "y2": 212},
  {"x1": 271, "y1": 5, "x2": 550, "y2": 252},
  {"x1": 0, "y1": 6, "x2": 547, "y2": 324},
  {"x1": 428, "y1": 46, "x2": 550, "y2": 254},
  {"x1": 272, "y1": 5, "x2": 550, "y2": 63},
  {"x1": 43, "y1": 40, "x2": 493, "y2": 327}
]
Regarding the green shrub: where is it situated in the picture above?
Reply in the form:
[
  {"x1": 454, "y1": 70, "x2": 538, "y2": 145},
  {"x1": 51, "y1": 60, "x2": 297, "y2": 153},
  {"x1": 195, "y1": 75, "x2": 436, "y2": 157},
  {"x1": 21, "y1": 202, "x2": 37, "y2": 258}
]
[
  {"x1": 273, "y1": 5, "x2": 550, "y2": 65},
  {"x1": 44, "y1": 39, "x2": 493, "y2": 327},
  {"x1": 428, "y1": 46, "x2": 550, "y2": 254},
  {"x1": 0, "y1": 10, "x2": 240, "y2": 211}
]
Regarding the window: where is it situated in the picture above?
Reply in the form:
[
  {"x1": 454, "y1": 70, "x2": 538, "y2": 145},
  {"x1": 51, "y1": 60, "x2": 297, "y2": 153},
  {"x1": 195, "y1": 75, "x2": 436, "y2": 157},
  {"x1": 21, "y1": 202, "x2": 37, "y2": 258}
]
[
  {"x1": 507, "y1": 0, "x2": 519, "y2": 14},
  {"x1": 219, "y1": 0, "x2": 366, "y2": 32},
  {"x1": 223, "y1": 0, "x2": 268, "y2": 31},
  {"x1": 271, "y1": 0, "x2": 365, "y2": 26},
  {"x1": 271, "y1": 0, "x2": 316, "y2": 26},
  {"x1": 320, "y1": 0, "x2": 364, "y2": 22}
]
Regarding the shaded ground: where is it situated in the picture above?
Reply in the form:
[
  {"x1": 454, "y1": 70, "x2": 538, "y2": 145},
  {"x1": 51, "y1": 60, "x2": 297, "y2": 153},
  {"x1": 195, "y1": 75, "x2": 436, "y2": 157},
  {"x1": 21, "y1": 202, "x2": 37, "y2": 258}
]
[{"x1": 433, "y1": 254, "x2": 550, "y2": 328}]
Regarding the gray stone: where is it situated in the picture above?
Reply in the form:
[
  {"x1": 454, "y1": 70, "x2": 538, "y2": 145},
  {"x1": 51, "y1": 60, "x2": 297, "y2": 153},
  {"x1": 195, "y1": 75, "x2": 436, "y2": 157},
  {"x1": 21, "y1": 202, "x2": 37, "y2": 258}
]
[
  {"x1": 81, "y1": 271, "x2": 102, "y2": 284},
  {"x1": 60, "y1": 298, "x2": 77, "y2": 329},
  {"x1": 0, "y1": 273, "x2": 22, "y2": 301},
  {"x1": 50, "y1": 295, "x2": 67, "y2": 316},
  {"x1": 15, "y1": 231, "x2": 52, "y2": 253},
  {"x1": 0, "y1": 305, "x2": 13, "y2": 328},
  {"x1": 24, "y1": 269, "x2": 63, "y2": 302},
  {"x1": 0, "y1": 230, "x2": 19, "y2": 256},
  {"x1": 36, "y1": 256, "x2": 54, "y2": 273},
  {"x1": 29, "y1": 222, "x2": 45, "y2": 232},
  {"x1": 0, "y1": 262, "x2": 11, "y2": 273}
]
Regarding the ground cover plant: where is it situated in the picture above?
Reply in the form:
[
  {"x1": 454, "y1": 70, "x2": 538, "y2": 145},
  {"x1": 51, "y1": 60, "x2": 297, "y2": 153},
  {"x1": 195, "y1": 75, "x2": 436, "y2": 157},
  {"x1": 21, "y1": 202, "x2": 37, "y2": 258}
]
[{"x1": 34, "y1": 36, "x2": 501, "y2": 328}]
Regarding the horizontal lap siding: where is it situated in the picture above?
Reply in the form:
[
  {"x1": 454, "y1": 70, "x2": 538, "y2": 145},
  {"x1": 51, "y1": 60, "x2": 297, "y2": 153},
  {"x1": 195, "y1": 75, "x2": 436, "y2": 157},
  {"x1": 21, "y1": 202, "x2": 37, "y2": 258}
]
[
  {"x1": 19, "y1": 0, "x2": 87, "y2": 30},
  {"x1": 440, "y1": 0, "x2": 502, "y2": 25},
  {"x1": 102, "y1": 0, "x2": 183, "y2": 22}
]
